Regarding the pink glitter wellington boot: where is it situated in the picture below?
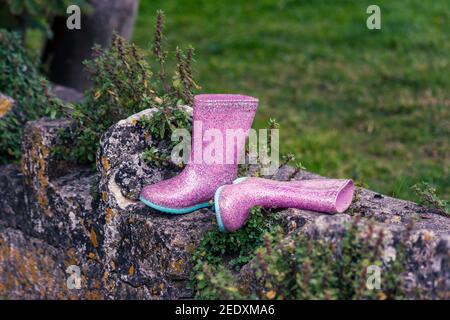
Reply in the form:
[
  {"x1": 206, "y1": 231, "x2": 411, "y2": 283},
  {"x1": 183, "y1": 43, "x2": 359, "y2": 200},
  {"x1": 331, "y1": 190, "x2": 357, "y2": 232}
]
[
  {"x1": 140, "y1": 94, "x2": 259, "y2": 214},
  {"x1": 214, "y1": 177, "x2": 355, "y2": 232}
]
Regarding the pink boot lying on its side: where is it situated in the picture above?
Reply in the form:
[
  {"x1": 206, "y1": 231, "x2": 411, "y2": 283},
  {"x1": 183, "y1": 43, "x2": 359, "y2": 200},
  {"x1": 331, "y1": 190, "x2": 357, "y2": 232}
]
[{"x1": 214, "y1": 177, "x2": 355, "y2": 232}]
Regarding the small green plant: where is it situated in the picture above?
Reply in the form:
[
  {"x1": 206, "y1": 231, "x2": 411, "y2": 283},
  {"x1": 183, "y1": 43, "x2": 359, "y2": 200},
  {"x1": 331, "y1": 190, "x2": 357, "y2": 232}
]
[
  {"x1": 141, "y1": 147, "x2": 171, "y2": 167},
  {"x1": 412, "y1": 182, "x2": 449, "y2": 216},
  {"x1": 191, "y1": 206, "x2": 283, "y2": 299},
  {"x1": 138, "y1": 11, "x2": 197, "y2": 166},
  {"x1": 194, "y1": 216, "x2": 412, "y2": 300},
  {"x1": 138, "y1": 103, "x2": 192, "y2": 168},
  {"x1": 55, "y1": 11, "x2": 197, "y2": 166},
  {"x1": 238, "y1": 118, "x2": 306, "y2": 178},
  {"x1": 194, "y1": 264, "x2": 244, "y2": 300},
  {"x1": 53, "y1": 34, "x2": 155, "y2": 164},
  {"x1": 250, "y1": 219, "x2": 408, "y2": 300},
  {"x1": 0, "y1": 30, "x2": 62, "y2": 164}
]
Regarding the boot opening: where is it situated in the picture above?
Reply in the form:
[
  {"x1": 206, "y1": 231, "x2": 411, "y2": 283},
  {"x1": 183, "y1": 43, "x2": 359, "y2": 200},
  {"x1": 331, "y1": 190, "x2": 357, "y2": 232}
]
[
  {"x1": 335, "y1": 180, "x2": 355, "y2": 213},
  {"x1": 195, "y1": 94, "x2": 258, "y2": 103}
]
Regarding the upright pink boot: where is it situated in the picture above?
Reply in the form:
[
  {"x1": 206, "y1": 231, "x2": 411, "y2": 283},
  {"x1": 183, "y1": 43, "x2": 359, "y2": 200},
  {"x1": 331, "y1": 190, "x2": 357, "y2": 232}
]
[
  {"x1": 140, "y1": 94, "x2": 259, "y2": 214},
  {"x1": 214, "y1": 177, "x2": 355, "y2": 232}
]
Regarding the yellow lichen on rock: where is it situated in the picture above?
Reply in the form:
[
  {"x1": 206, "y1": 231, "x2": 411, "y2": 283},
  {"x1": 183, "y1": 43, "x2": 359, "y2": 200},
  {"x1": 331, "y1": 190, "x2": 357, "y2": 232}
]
[
  {"x1": 169, "y1": 258, "x2": 185, "y2": 274},
  {"x1": 128, "y1": 264, "x2": 135, "y2": 276},
  {"x1": 26, "y1": 128, "x2": 53, "y2": 217},
  {"x1": 102, "y1": 271, "x2": 109, "y2": 287},
  {"x1": 90, "y1": 228, "x2": 98, "y2": 248},
  {"x1": 101, "y1": 156, "x2": 110, "y2": 172},
  {"x1": 105, "y1": 207, "x2": 115, "y2": 224},
  {"x1": 0, "y1": 95, "x2": 13, "y2": 117},
  {"x1": 65, "y1": 248, "x2": 79, "y2": 266},
  {"x1": 84, "y1": 290, "x2": 103, "y2": 300}
]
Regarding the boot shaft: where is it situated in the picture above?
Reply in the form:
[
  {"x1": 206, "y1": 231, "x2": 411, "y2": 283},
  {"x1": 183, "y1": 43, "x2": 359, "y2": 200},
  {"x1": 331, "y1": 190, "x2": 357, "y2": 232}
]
[
  {"x1": 191, "y1": 94, "x2": 258, "y2": 167},
  {"x1": 234, "y1": 178, "x2": 355, "y2": 213},
  {"x1": 216, "y1": 177, "x2": 355, "y2": 232}
]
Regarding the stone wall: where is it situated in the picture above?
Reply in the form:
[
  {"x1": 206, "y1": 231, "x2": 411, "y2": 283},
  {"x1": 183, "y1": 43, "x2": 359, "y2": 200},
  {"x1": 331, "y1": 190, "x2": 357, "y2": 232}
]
[{"x1": 0, "y1": 108, "x2": 449, "y2": 299}]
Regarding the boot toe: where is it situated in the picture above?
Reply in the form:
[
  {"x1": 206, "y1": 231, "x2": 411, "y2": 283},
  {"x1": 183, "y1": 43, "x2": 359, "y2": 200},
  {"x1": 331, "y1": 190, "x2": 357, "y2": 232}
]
[
  {"x1": 140, "y1": 183, "x2": 172, "y2": 207},
  {"x1": 140, "y1": 177, "x2": 212, "y2": 212}
]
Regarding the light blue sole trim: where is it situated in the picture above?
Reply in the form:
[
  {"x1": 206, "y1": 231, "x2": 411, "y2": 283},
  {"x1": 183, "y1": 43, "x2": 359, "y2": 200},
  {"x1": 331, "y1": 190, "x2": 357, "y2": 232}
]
[
  {"x1": 233, "y1": 177, "x2": 249, "y2": 184},
  {"x1": 140, "y1": 196, "x2": 211, "y2": 214},
  {"x1": 214, "y1": 186, "x2": 227, "y2": 233}
]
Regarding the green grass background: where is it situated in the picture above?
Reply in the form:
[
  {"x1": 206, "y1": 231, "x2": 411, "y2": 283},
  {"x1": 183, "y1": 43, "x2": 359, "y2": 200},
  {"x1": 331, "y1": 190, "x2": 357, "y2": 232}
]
[{"x1": 133, "y1": 0, "x2": 449, "y2": 201}]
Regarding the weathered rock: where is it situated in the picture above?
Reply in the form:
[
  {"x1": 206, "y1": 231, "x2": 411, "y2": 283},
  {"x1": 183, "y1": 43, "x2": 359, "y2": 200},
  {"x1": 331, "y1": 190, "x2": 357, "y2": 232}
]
[
  {"x1": 0, "y1": 225, "x2": 100, "y2": 299},
  {"x1": 99, "y1": 202, "x2": 214, "y2": 299},
  {"x1": 97, "y1": 108, "x2": 184, "y2": 202},
  {"x1": 2, "y1": 106, "x2": 205, "y2": 299},
  {"x1": 50, "y1": 84, "x2": 84, "y2": 103},
  {"x1": 21, "y1": 118, "x2": 100, "y2": 256},
  {"x1": 350, "y1": 186, "x2": 450, "y2": 235},
  {"x1": 96, "y1": 108, "x2": 212, "y2": 299},
  {"x1": 0, "y1": 225, "x2": 153, "y2": 299},
  {"x1": 0, "y1": 164, "x2": 26, "y2": 229}
]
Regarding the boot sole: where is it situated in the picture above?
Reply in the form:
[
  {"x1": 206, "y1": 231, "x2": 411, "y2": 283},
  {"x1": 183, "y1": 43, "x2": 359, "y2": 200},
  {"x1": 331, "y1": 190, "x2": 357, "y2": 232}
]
[
  {"x1": 214, "y1": 177, "x2": 249, "y2": 233},
  {"x1": 140, "y1": 196, "x2": 212, "y2": 214}
]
